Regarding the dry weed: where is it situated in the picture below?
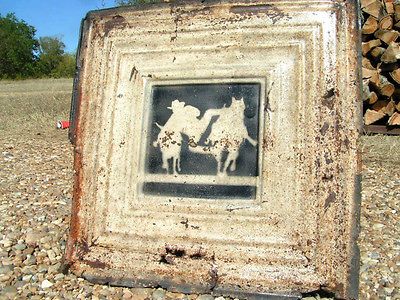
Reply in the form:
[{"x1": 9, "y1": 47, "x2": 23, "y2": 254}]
[{"x1": 0, "y1": 79, "x2": 72, "y2": 135}]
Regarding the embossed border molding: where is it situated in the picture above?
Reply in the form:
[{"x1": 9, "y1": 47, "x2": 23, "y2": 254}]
[{"x1": 67, "y1": 1, "x2": 362, "y2": 299}]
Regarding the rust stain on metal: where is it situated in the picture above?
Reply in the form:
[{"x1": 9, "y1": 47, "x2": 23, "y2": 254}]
[
  {"x1": 323, "y1": 88, "x2": 336, "y2": 100},
  {"x1": 324, "y1": 153, "x2": 333, "y2": 165},
  {"x1": 320, "y1": 122, "x2": 330, "y2": 136},
  {"x1": 230, "y1": 4, "x2": 290, "y2": 24},
  {"x1": 208, "y1": 255, "x2": 218, "y2": 290},
  {"x1": 168, "y1": 5, "x2": 214, "y2": 41},
  {"x1": 104, "y1": 15, "x2": 126, "y2": 36},
  {"x1": 129, "y1": 66, "x2": 138, "y2": 82},
  {"x1": 82, "y1": 259, "x2": 109, "y2": 269},
  {"x1": 188, "y1": 248, "x2": 207, "y2": 259},
  {"x1": 65, "y1": 85, "x2": 84, "y2": 266},
  {"x1": 159, "y1": 244, "x2": 209, "y2": 265},
  {"x1": 322, "y1": 88, "x2": 336, "y2": 110},
  {"x1": 159, "y1": 245, "x2": 186, "y2": 265},
  {"x1": 170, "y1": 4, "x2": 213, "y2": 20}
]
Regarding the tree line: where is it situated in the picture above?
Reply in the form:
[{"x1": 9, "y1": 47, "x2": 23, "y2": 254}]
[
  {"x1": 0, "y1": 1, "x2": 170, "y2": 79},
  {"x1": 0, "y1": 13, "x2": 75, "y2": 79}
]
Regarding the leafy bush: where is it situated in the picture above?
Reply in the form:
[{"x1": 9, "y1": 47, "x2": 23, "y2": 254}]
[
  {"x1": 52, "y1": 54, "x2": 76, "y2": 78},
  {"x1": 0, "y1": 14, "x2": 75, "y2": 79},
  {"x1": 0, "y1": 13, "x2": 39, "y2": 79}
]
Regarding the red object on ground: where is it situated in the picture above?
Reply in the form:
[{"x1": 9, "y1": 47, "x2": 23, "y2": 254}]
[{"x1": 57, "y1": 120, "x2": 70, "y2": 129}]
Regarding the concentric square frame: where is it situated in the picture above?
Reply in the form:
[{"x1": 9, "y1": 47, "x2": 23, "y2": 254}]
[{"x1": 67, "y1": 1, "x2": 362, "y2": 299}]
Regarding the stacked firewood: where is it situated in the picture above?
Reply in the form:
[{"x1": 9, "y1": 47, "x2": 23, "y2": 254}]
[{"x1": 362, "y1": 0, "x2": 400, "y2": 126}]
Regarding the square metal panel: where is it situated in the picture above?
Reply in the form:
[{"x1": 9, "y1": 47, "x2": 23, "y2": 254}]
[{"x1": 66, "y1": 1, "x2": 362, "y2": 299}]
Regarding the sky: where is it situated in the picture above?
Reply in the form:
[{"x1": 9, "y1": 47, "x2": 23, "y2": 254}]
[{"x1": 0, "y1": 0, "x2": 117, "y2": 53}]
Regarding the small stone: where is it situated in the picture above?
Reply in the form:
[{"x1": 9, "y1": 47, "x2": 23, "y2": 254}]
[
  {"x1": 0, "y1": 265, "x2": 13, "y2": 274},
  {"x1": 12, "y1": 255, "x2": 23, "y2": 267},
  {"x1": 384, "y1": 287, "x2": 394, "y2": 294},
  {"x1": 372, "y1": 223, "x2": 384, "y2": 230},
  {"x1": 1, "y1": 239, "x2": 13, "y2": 248},
  {"x1": 23, "y1": 247, "x2": 35, "y2": 256},
  {"x1": 21, "y1": 265, "x2": 35, "y2": 274},
  {"x1": 369, "y1": 252, "x2": 380, "y2": 259},
  {"x1": 166, "y1": 291, "x2": 188, "y2": 300},
  {"x1": 24, "y1": 255, "x2": 37, "y2": 266},
  {"x1": 47, "y1": 249, "x2": 56, "y2": 261},
  {"x1": 14, "y1": 280, "x2": 25, "y2": 289},
  {"x1": 41, "y1": 279, "x2": 53, "y2": 289},
  {"x1": 152, "y1": 288, "x2": 166, "y2": 300},
  {"x1": 122, "y1": 290, "x2": 133, "y2": 299},
  {"x1": 214, "y1": 297, "x2": 225, "y2": 300},
  {"x1": 48, "y1": 262, "x2": 61, "y2": 274},
  {"x1": 22, "y1": 274, "x2": 32, "y2": 281},
  {"x1": 54, "y1": 273, "x2": 64, "y2": 281},
  {"x1": 39, "y1": 236, "x2": 52, "y2": 244},
  {"x1": 129, "y1": 288, "x2": 152, "y2": 299},
  {"x1": 197, "y1": 295, "x2": 214, "y2": 300},
  {"x1": 14, "y1": 243, "x2": 26, "y2": 251},
  {"x1": 0, "y1": 274, "x2": 11, "y2": 282},
  {"x1": 0, "y1": 286, "x2": 18, "y2": 298},
  {"x1": 25, "y1": 232, "x2": 43, "y2": 246}
]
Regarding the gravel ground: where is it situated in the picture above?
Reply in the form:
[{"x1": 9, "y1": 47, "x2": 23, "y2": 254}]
[
  {"x1": 0, "y1": 129, "x2": 399, "y2": 299},
  {"x1": 359, "y1": 136, "x2": 400, "y2": 300}
]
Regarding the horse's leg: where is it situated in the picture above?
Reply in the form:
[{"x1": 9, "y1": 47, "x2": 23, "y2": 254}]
[
  {"x1": 224, "y1": 158, "x2": 233, "y2": 174},
  {"x1": 227, "y1": 149, "x2": 240, "y2": 173},
  {"x1": 171, "y1": 157, "x2": 177, "y2": 175},
  {"x1": 215, "y1": 151, "x2": 223, "y2": 176},
  {"x1": 161, "y1": 152, "x2": 168, "y2": 172},
  {"x1": 219, "y1": 151, "x2": 228, "y2": 176},
  {"x1": 230, "y1": 159, "x2": 236, "y2": 172},
  {"x1": 175, "y1": 157, "x2": 181, "y2": 173}
]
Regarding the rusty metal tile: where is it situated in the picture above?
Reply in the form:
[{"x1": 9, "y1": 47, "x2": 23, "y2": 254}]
[{"x1": 66, "y1": 1, "x2": 362, "y2": 299}]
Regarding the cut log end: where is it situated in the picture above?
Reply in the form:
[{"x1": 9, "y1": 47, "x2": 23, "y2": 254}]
[
  {"x1": 364, "y1": 109, "x2": 386, "y2": 125},
  {"x1": 388, "y1": 111, "x2": 400, "y2": 125}
]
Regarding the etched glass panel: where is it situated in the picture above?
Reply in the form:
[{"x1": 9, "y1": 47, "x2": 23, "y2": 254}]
[{"x1": 143, "y1": 83, "x2": 260, "y2": 199}]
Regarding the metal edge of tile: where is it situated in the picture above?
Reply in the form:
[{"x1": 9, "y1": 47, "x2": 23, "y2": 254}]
[
  {"x1": 83, "y1": 274, "x2": 302, "y2": 299},
  {"x1": 68, "y1": 14, "x2": 89, "y2": 145},
  {"x1": 345, "y1": 1, "x2": 362, "y2": 299}
]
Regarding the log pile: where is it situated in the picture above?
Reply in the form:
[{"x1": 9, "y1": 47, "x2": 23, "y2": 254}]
[{"x1": 362, "y1": 0, "x2": 400, "y2": 126}]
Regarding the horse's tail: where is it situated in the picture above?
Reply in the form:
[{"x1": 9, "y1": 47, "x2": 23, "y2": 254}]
[{"x1": 155, "y1": 122, "x2": 163, "y2": 130}]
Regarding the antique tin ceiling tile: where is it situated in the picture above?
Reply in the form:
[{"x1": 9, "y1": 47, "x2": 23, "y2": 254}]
[{"x1": 66, "y1": 1, "x2": 362, "y2": 299}]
